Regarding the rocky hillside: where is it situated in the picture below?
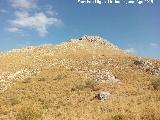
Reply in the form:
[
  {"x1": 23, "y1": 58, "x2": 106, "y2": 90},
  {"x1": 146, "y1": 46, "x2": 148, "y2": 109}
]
[{"x1": 0, "y1": 36, "x2": 160, "y2": 120}]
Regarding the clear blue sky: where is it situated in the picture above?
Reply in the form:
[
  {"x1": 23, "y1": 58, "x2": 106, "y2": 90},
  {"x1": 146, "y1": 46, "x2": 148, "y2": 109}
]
[{"x1": 0, "y1": 0, "x2": 160, "y2": 58}]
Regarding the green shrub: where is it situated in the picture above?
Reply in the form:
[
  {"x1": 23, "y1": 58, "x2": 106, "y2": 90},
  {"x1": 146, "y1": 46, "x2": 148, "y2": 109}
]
[
  {"x1": 75, "y1": 84, "x2": 86, "y2": 91},
  {"x1": 72, "y1": 80, "x2": 98, "y2": 91},
  {"x1": 111, "y1": 114, "x2": 125, "y2": 120},
  {"x1": 85, "y1": 80, "x2": 96, "y2": 89},
  {"x1": 16, "y1": 106, "x2": 42, "y2": 120}
]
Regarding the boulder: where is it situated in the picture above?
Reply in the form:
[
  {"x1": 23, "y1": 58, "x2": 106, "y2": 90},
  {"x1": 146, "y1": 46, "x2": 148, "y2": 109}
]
[{"x1": 96, "y1": 91, "x2": 111, "y2": 100}]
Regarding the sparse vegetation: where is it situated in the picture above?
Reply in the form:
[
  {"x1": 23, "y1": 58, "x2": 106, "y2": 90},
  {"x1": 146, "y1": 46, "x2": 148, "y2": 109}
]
[
  {"x1": 72, "y1": 80, "x2": 99, "y2": 91},
  {"x1": 53, "y1": 74, "x2": 66, "y2": 80},
  {"x1": 22, "y1": 77, "x2": 32, "y2": 83},
  {"x1": 151, "y1": 79, "x2": 160, "y2": 90},
  {"x1": 10, "y1": 97, "x2": 20, "y2": 106},
  {"x1": 85, "y1": 80, "x2": 96, "y2": 89},
  {"x1": 111, "y1": 114, "x2": 125, "y2": 120},
  {"x1": 0, "y1": 36, "x2": 160, "y2": 120},
  {"x1": 74, "y1": 84, "x2": 86, "y2": 91},
  {"x1": 16, "y1": 105, "x2": 42, "y2": 120}
]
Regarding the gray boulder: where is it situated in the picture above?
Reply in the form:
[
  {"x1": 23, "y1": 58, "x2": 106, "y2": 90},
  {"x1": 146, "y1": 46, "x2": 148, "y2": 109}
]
[{"x1": 96, "y1": 91, "x2": 111, "y2": 100}]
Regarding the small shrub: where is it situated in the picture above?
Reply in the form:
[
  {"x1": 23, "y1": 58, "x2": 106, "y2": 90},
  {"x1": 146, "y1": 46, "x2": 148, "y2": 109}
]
[
  {"x1": 85, "y1": 80, "x2": 101, "y2": 91},
  {"x1": 10, "y1": 97, "x2": 20, "y2": 106},
  {"x1": 16, "y1": 106, "x2": 42, "y2": 120},
  {"x1": 72, "y1": 80, "x2": 99, "y2": 91},
  {"x1": 53, "y1": 74, "x2": 66, "y2": 80},
  {"x1": 38, "y1": 98, "x2": 49, "y2": 109},
  {"x1": 85, "y1": 80, "x2": 96, "y2": 89},
  {"x1": 151, "y1": 79, "x2": 160, "y2": 90},
  {"x1": 75, "y1": 84, "x2": 86, "y2": 91},
  {"x1": 22, "y1": 77, "x2": 31, "y2": 83},
  {"x1": 111, "y1": 114, "x2": 125, "y2": 120}
]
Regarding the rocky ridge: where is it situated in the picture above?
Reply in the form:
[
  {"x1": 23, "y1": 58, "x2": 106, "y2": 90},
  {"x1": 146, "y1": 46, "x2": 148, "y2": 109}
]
[
  {"x1": 0, "y1": 36, "x2": 160, "y2": 120},
  {"x1": 0, "y1": 36, "x2": 160, "y2": 92}
]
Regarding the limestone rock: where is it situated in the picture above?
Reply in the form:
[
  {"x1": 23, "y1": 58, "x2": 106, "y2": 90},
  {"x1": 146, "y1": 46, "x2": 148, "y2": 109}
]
[{"x1": 96, "y1": 91, "x2": 111, "y2": 100}]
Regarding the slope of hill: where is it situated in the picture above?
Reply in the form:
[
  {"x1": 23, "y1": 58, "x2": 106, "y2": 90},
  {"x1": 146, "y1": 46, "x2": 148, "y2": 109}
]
[{"x1": 0, "y1": 36, "x2": 160, "y2": 120}]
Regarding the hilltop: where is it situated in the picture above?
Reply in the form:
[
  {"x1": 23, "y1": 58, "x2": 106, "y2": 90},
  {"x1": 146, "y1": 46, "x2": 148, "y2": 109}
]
[{"x1": 0, "y1": 36, "x2": 160, "y2": 120}]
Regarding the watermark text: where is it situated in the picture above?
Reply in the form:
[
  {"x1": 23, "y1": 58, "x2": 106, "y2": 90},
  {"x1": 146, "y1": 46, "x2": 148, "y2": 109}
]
[{"x1": 77, "y1": 0, "x2": 154, "y2": 5}]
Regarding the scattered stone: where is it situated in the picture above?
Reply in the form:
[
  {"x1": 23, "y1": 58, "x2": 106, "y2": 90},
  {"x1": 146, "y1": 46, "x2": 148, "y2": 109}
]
[
  {"x1": 0, "y1": 69, "x2": 38, "y2": 91},
  {"x1": 133, "y1": 60, "x2": 144, "y2": 66},
  {"x1": 1, "y1": 35, "x2": 159, "y2": 93},
  {"x1": 144, "y1": 61, "x2": 153, "y2": 66},
  {"x1": 133, "y1": 59, "x2": 160, "y2": 76},
  {"x1": 133, "y1": 60, "x2": 152, "y2": 66},
  {"x1": 77, "y1": 36, "x2": 120, "y2": 50},
  {"x1": 87, "y1": 69, "x2": 119, "y2": 83},
  {"x1": 151, "y1": 68, "x2": 160, "y2": 76},
  {"x1": 96, "y1": 91, "x2": 111, "y2": 100}
]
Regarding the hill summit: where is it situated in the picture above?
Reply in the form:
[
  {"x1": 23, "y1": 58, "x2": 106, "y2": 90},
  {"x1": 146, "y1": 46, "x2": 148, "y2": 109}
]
[
  {"x1": 68, "y1": 35, "x2": 120, "y2": 50},
  {"x1": 9, "y1": 36, "x2": 121, "y2": 54},
  {"x1": 0, "y1": 36, "x2": 160, "y2": 120},
  {"x1": 73, "y1": 35, "x2": 118, "y2": 48}
]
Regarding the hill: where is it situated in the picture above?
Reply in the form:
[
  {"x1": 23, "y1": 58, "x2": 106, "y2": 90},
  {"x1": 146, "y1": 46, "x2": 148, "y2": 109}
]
[{"x1": 0, "y1": 36, "x2": 160, "y2": 120}]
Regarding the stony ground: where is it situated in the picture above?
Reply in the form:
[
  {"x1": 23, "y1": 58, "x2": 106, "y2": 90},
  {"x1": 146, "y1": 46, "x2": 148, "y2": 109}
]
[{"x1": 0, "y1": 36, "x2": 160, "y2": 120}]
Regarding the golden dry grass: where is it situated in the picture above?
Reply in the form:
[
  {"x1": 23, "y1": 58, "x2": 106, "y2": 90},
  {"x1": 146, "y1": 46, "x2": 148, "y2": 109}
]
[{"x1": 0, "y1": 36, "x2": 160, "y2": 120}]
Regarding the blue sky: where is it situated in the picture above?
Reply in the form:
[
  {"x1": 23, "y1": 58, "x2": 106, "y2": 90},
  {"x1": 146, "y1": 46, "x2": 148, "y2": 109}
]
[{"x1": 0, "y1": 0, "x2": 160, "y2": 58}]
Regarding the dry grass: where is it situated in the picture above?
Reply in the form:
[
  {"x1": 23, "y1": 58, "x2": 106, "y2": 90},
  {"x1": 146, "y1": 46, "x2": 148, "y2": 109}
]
[
  {"x1": 151, "y1": 79, "x2": 160, "y2": 90},
  {"x1": 16, "y1": 103, "x2": 42, "y2": 120},
  {"x1": 0, "y1": 36, "x2": 160, "y2": 120}
]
